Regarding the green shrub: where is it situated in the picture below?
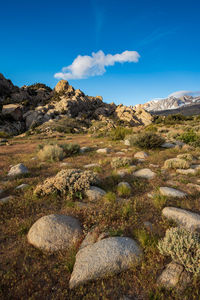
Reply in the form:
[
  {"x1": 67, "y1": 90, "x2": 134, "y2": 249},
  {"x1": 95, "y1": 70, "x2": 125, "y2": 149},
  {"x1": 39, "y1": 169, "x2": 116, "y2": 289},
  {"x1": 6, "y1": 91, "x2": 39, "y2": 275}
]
[
  {"x1": 60, "y1": 143, "x2": 80, "y2": 156},
  {"x1": 145, "y1": 124, "x2": 158, "y2": 132},
  {"x1": 158, "y1": 227, "x2": 200, "y2": 275},
  {"x1": 38, "y1": 144, "x2": 64, "y2": 161},
  {"x1": 0, "y1": 131, "x2": 10, "y2": 138},
  {"x1": 129, "y1": 132, "x2": 165, "y2": 149},
  {"x1": 179, "y1": 130, "x2": 200, "y2": 147},
  {"x1": 109, "y1": 126, "x2": 132, "y2": 141},
  {"x1": 111, "y1": 157, "x2": 133, "y2": 168}
]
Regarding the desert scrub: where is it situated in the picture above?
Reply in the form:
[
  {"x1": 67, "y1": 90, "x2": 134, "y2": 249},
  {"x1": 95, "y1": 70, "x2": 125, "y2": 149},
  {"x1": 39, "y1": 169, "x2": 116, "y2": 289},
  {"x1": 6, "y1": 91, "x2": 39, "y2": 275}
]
[
  {"x1": 128, "y1": 132, "x2": 165, "y2": 149},
  {"x1": 163, "y1": 158, "x2": 190, "y2": 169},
  {"x1": 177, "y1": 153, "x2": 194, "y2": 161},
  {"x1": 111, "y1": 157, "x2": 133, "y2": 168},
  {"x1": 37, "y1": 144, "x2": 64, "y2": 161},
  {"x1": 158, "y1": 227, "x2": 200, "y2": 275},
  {"x1": 34, "y1": 169, "x2": 98, "y2": 196},
  {"x1": 109, "y1": 126, "x2": 132, "y2": 141},
  {"x1": 60, "y1": 143, "x2": 80, "y2": 156},
  {"x1": 179, "y1": 129, "x2": 200, "y2": 146}
]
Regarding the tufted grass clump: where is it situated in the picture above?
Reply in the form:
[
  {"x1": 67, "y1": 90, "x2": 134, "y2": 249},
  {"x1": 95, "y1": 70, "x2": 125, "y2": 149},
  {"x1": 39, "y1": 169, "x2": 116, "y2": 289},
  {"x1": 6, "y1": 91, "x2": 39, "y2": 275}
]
[
  {"x1": 128, "y1": 132, "x2": 165, "y2": 149},
  {"x1": 103, "y1": 192, "x2": 116, "y2": 204},
  {"x1": 163, "y1": 158, "x2": 190, "y2": 169},
  {"x1": 37, "y1": 144, "x2": 64, "y2": 162},
  {"x1": 158, "y1": 227, "x2": 200, "y2": 275},
  {"x1": 111, "y1": 157, "x2": 133, "y2": 168},
  {"x1": 34, "y1": 169, "x2": 98, "y2": 197},
  {"x1": 117, "y1": 183, "x2": 131, "y2": 197}
]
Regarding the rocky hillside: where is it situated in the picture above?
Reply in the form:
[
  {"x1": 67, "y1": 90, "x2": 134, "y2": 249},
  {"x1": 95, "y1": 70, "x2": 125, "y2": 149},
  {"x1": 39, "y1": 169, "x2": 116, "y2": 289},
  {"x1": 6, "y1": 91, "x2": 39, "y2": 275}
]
[
  {"x1": 0, "y1": 74, "x2": 153, "y2": 136},
  {"x1": 137, "y1": 95, "x2": 200, "y2": 114}
]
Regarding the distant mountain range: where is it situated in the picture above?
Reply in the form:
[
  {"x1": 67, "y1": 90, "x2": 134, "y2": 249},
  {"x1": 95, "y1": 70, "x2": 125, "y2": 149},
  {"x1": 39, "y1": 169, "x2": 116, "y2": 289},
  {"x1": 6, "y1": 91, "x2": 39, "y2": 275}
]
[{"x1": 134, "y1": 95, "x2": 200, "y2": 115}]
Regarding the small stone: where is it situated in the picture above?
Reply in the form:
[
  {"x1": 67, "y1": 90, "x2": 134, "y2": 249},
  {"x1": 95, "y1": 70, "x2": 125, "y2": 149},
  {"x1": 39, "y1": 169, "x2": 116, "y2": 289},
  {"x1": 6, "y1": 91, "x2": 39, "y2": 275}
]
[
  {"x1": 116, "y1": 152, "x2": 125, "y2": 155},
  {"x1": 84, "y1": 163, "x2": 100, "y2": 169},
  {"x1": 161, "y1": 142, "x2": 175, "y2": 149},
  {"x1": 27, "y1": 214, "x2": 82, "y2": 251},
  {"x1": 80, "y1": 147, "x2": 90, "y2": 153},
  {"x1": 60, "y1": 162, "x2": 72, "y2": 167},
  {"x1": 134, "y1": 151, "x2": 148, "y2": 160},
  {"x1": 0, "y1": 196, "x2": 13, "y2": 203},
  {"x1": 133, "y1": 168, "x2": 156, "y2": 179},
  {"x1": 16, "y1": 184, "x2": 29, "y2": 190},
  {"x1": 96, "y1": 148, "x2": 110, "y2": 154},
  {"x1": 8, "y1": 163, "x2": 29, "y2": 177},
  {"x1": 157, "y1": 262, "x2": 184, "y2": 288},
  {"x1": 85, "y1": 186, "x2": 106, "y2": 201},
  {"x1": 159, "y1": 187, "x2": 187, "y2": 198},
  {"x1": 124, "y1": 139, "x2": 130, "y2": 146}
]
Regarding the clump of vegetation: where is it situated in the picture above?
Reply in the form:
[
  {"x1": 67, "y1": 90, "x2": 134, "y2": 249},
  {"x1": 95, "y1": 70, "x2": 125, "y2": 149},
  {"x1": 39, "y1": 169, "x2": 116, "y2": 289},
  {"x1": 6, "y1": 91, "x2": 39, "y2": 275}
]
[
  {"x1": 144, "y1": 124, "x2": 158, "y2": 132},
  {"x1": 158, "y1": 227, "x2": 200, "y2": 275},
  {"x1": 152, "y1": 194, "x2": 167, "y2": 210},
  {"x1": 179, "y1": 130, "x2": 200, "y2": 147},
  {"x1": 163, "y1": 158, "x2": 190, "y2": 169},
  {"x1": 109, "y1": 126, "x2": 132, "y2": 141},
  {"x1": 154, "y1": 114, "x2": 191, "y2": 125},
  {"x1": 128, "y1": 132, "x2": 165, "y2": 149},
  {"x1": 37, "y1": 144, "x2": 64, "y2": 162},
  {"x1": 60, "y1": 143, "x2": 80, "y2": 156},
  {"x1": 0, "y1": 131, "x2": 10, "y2": 138},
  {"x1": 28, "y1": 83, "x2": 52, "y2": 92},
  {"x1": 34, "y1": 169, "x2": 98, "y2": 197},
  {"x1": 177, "y1": 153, "x2": 194, "y2": 161},
  {"x1": 111, "y1": 157, "x2": 133, "y2": 168},
  {"x1": 117, "y1": 183, "x2": 131, "y2": 197},
  {"x1": 103, "y1": 192, "x2": 117, "y2": 204}
]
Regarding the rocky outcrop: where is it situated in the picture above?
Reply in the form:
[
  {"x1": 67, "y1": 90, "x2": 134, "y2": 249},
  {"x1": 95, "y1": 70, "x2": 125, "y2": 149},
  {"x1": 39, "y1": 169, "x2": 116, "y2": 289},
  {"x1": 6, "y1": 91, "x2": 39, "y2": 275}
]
[{"x1": 0, "y1": 74, "x2": 153, "y2": 136}]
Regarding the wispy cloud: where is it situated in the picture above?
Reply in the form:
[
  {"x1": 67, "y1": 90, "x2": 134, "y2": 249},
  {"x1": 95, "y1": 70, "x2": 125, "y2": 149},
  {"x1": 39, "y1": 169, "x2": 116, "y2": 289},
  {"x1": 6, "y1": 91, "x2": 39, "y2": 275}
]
[
  {"x1": 138, "y1": 27, "x2": 177, "y2": 47},
  {"x1": 169, "y1": 90, "x2": 200, "y2": 98},
  {"x1": 54, "y1": 50, "x2": 140, "y2": 80}
]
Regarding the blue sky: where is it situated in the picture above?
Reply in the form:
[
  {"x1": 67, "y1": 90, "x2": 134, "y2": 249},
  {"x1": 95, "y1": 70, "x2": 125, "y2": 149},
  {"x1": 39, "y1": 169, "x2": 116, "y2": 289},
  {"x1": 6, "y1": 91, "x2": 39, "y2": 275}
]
[{"x1": 1, "y1": 0, "x2": 200, "y2": 105}]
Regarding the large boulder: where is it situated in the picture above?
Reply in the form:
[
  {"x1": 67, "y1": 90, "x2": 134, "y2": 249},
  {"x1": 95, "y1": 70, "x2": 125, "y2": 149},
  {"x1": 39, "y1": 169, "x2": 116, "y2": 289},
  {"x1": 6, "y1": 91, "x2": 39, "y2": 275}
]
[
  {"x1": 27, "y1": 214, "x2": 82, "y2": 251},
  {"x1": 54, "y1": 80, "x2": 69, "y2": 93},
  {"x1": 162, "y1": 207, "x2": 200, "y2": 232},
  {"x1": 2, "y1": 104, "x2": 23, "y2": 121},
  {"x1": 69, "y1": 237, "x2": 142, "y2": 288}
]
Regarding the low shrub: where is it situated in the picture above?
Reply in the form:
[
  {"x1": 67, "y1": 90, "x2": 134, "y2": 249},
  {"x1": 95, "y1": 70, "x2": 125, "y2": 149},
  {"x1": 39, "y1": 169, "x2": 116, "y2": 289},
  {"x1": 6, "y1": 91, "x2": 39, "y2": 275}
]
[
  {"x1": 163, "y1": 158, "x2": 190, "y2": 169},
  {"x1": 103, "y1": 192, "x2": 117, "y2": 204},
  {"x1": 37, "y1": 144, "x2": 64, "y2": 161},
  {"x1": 158, "y1": 227, "x2": 200, "y2": 275},
  {"x1": 60, "y1": 143, "x2": 80, "y2": 156},
  {"x1": 109, "y1": 126, "x2": 132, "y2": 141},
  {"x1": 179, "y1": 130, "x2": 200, "y2": 147},
  {"x1": 34, "y1": 169, "x2": 98, "y2": 196},
  {"x1": 129, "y1": 132, "x2": 165, "y2": 149},
  {"x1": 111, "y1": 157, "x2": 133, "y2": 168}
]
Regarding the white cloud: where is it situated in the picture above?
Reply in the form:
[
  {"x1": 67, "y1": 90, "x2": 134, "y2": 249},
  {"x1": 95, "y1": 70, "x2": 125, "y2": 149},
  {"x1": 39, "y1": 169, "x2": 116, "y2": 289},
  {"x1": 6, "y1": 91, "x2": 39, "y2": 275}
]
[
  {"x1": 54, "y1": 50, "x2": 140, "y2": 80},
  {"x1": 168, "y1": 90, "x2": 200, "y2": 98}
]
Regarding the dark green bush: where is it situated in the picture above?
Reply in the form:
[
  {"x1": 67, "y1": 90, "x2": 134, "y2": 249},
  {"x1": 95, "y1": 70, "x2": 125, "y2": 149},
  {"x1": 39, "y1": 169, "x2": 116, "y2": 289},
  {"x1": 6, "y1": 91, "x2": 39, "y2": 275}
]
[
  {"x1": 130, "y1": 132, "x2": 165, "y2": 149},
  {"x1": 179, "y1": 130, "x2": 200, "y2": 146},
  {"x1": 60, "y1": 143, "x2": 80, "y2": 156}
]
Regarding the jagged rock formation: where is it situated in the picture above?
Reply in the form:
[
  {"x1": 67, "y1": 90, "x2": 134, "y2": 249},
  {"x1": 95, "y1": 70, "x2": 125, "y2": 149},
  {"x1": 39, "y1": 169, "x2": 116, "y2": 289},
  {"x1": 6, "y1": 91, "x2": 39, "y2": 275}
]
[{"x1": 0, "y1": 74, "x2": 153, "y2": 136}]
